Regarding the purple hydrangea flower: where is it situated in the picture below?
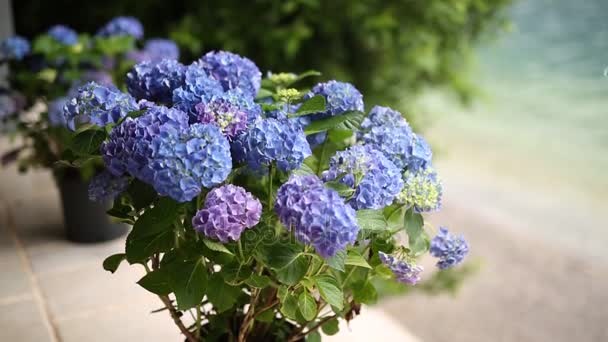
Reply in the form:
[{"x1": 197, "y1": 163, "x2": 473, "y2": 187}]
[
  {"x1": 322, "y1": 145, "x2": 403, "y2": 209},
  {"x1": 47, "y1": 25, "x2": 78, "y2": 45},
  {"x1": 396, "y1": 167, "x2": 442, "y2": 212},
  {"x1": 126, "y1": 39, "x2": 180, "y2": 63},
  {"x1": 235, "y1": 118, "x2": 311, "y2": 172},
  {"x1": 429, "y1": 227, "x2": 469, "y2": 270},
  {"x1": 192, "y1": 185, "x2": 262, "y2": 242},
  {"x1": 148, "y1": 123, "x2": 232, "y2": 202},
  {"x1": 126, "y1": 59, "x2": 186, "y2": 105},
  {"x1": 199, "y1": 50, "x2": 261, "y2": 97},
  {"x1": 88, "y1": 171, "x2": 130, "y2": 202},
  {"x1": 48, "y1": 97, "x2": 68, "y2": 127},
  {"x1": 378, "y1": 252, "x2": 423, "y2": 285},
  {"x1": 275, "y1": 175, "x2": 359, "y2": 257},
  {"x1": 195, "y1": 98, "x2": 247, "y2": 139},
  {"x1": 172, "y1": 62, "x2": 224, "y2": 118},
  {"x1": 304, "y1": 80, "x2": 364, "y2": 120},
  {"x1": 63, "y1": 82, "x2": 138, "y2": 131},
  {"x1": 97, "y1": 16, "x2": 144, "y2": 39},
  {"x1": 1, "y1": 36, "x2": 30, "y2": 60},
  {"x1": 101, "y1": 105, "x2": 189, "y2": 180}
]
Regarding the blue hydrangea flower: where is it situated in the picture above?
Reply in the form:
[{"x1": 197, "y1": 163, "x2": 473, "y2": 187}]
[
  {"x1": 214, "y1": 88, "x2": 262, "y2": 124},
  {"x1": 143, "y1": 39, "x2": 179, "y2": 61},
  {"x1": 275, "y1": 175, "x2": 359, "y2": 258},
  {"x1": 101, "y1": 105, "x2": 189, "y2": 180},
  {"x1": 126, "y1": 59, "x2": 186, "y2": 105},
  {"x1": 88, "y1": 171, "x2": 130, "y2": 202},
  {"x1": 63, "y1": 82, "x2": 138, "y2": 131},
  {"x1": 47, "y1": 25, "x2": 78, "y2": 45},
  {"x1": 408, "y1": 134, "x2": 432, "y2": 172},
  {"x1": 97, "y1": 16, "x2": 144, "y2": 39},
  {"x1": 322, "y1": 145, "x2": 403, "y2": 209},
  {"x1": 396, "y1": 167, "x2": 442, "y2": 212},
  {"x1": 304, "y1": 80, "x2": 364, "y2": 120},
  {"x1": 195, "y1": 97, "x2": 247, "y2": 139},
  {"x1": 172, "y1": 62, "x2": 224, "y2": 118},
  {"x1": 235, "y1": 118, "x2": 311, "y2": 172},
  {"x1": 430, "y1": 227, "x2": 469, "y2": 269},
  {"x1": 48, "y1": 97, "x2": 68, "y2": 127},
  {"x1": 0, "y1": 94, "x2": 16, "y2": 119},
  {"x1": 1, "y1": 36, "x2": 30, "y2": 60},
  {"x1": 360, "y1": 105, "x2": 405, "y2": 130},
  {"x1": 378, "y1": 252, "x2": 423, "y2": 285},
  {"x1": 199, "y1": 50, "x2": 261, "y2": 97},
  {"x1": 80, "y1": 71, "x2": 114, "y2": 87},
  {"x1": 148, "y1": 123, "x2": 232, "y2": 202},
  {"x1": 192, "y1": 185, "x2": 262, "y2": 242}
]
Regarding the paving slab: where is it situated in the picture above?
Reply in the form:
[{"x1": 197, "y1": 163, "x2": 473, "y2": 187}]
[{"x1": 0, "y1": 298, "x2": 53, "y2": 342}]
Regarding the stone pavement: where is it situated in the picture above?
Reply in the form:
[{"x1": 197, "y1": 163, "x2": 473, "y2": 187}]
[{"x1": 0, "y1": 142, "x2": 419, "y2": 341}]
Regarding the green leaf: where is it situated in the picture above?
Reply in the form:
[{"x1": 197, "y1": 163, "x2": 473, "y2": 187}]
[
  {"x1": 352, "y1": 280, "x2": 378, "y2": 304},
  {"x1": 335, "y1": 111, "x2": 366, "y2": 131},
  {"x1": 404, "y1": 209, "x2": 429, "y2": 255},
  {"x1": 325, "y1": 249, "x2": 346, "y2": 272},
  {"x1": 245, "y1": 274, "x2": 271, "y2": 288},
  {"x1": 255, "y1": 88, "x2": 274, "y2": 100},
  {"x1": 256, "y1": 241, "x2": 302, "y2": 270},
  {"x1": 295, "y1": 70, "x2": 322, "y2": 82},
  {"x1": 102, "y1": 253, "x2": 125, "y2": 273},
  {"x1": 293, "y1": 159, "x2": 317, "y2": 176},
  {"x1": 356, "y1": 209, "x2": 387, "y2": 231},
  {"x1": 256, "y1": 309, "x2": 275, "y2": 322},
  {"x1": 69, "y1": 129, "x2": 106, "y2": 156},
  {"x1": 203, "y1": 239, "x2": 233, "y2": 255},
  {"x1": 324, "y1": 181, "x2": 355, "y2": 197},
  {"x1": 307, "y1": 331, "x2": 322, "y2": 342},
  {"x1": 125, "y1": 197, "x2": 181, "y2": 263},
  {"x1": 304, "y1": 111, "x2": 363, "y2": 135},
  {"x1": 167, "y1": 259, "x2": 207, "y2": 310},
  {"x1": 321, "y1": 318, "x2": 340, "y2": 335},
  {"x1": 298, "y1": 290, "x2": 318, "y2": 321},
  {"x1": 345, "y1": 250, "x2": 371, "y2": 269},
  {"x1": 137, "y1": 269, "x2": 171, "y2": 295},
  {"x1": 313, "y1": 275, "x2": 343, "y2": 310},
  {"x1": 280, "y1": 292, "x2": 299, "y2": 320},
  {"x1": 326, "y1": 129, "x2": 353, "y2": 143},
  {"x1": 207, "y1": 273, "x2": 241, "y2": 313},
  {"x1": 223, "y1": 261, "x2": 253, "y2": 283},
  {"x1": 291, "y1": 95, "x2": 326, "y2": 117},
  {"x1": 126, "y1": 179, "x2": 157, "y2": 210},
  {"x1": 276, "y1": 255, "x2": 308, "y2": 285},
  {"x1": 384, "y1": 204, "x2": 406, "y2": 231}
]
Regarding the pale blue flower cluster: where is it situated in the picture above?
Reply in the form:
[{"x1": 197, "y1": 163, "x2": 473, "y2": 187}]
[
  {"x1": 379, "y1": 252, "x2": 423, "y2": 285},
  {"x1": 430, "y1": 227, "x2": 469, "y2": 269},
  {"x1": 88, "y1": 171, "x2": 130, "y2": 202},
  {"x1": 172, "y1": 62, "x2": 224, "y2": 118},
  {"x1": 192, "y1": 185, "x2": 262, "y2": 242},
  {"x1": 199, "y1": 51, "x2": 261, "y2": 98},
  {"x1": 126, "y1": 59, "x2": 186, "y2": 105},
  {"x1": 63, "y1": 82, "x2": 138, "y2": 130},
  {"x1": 47, "y1": 25, "x2": 78, "y2": 45},
  {"x1": 322, "y1": 145, "x2": 403, "y2": 209},
  {"x1": 275, "y1": 175, "x2": 359, "y2": 257},
  {"x1": 97, "y1": 16, "x2": 144, "y2": 39},
  {"x1": 304, "y1": 80, "x2": 364, "y2": 120},
  {"x1": 235, "y1": 118, "x2": 311, "y2": 172},
  {"x1": 1, "y1": 36, "x2": 30, "y2": 60},
  {"x1": 396, "y1": 167, "x2": 442, "y2": 212}
]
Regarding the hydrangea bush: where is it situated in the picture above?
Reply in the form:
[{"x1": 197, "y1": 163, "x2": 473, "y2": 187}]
[{"x1": 53, "y1": 49, "x2": 470, "y2": 341}]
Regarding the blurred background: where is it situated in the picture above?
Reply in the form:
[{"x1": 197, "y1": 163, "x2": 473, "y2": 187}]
[{"x1": 1, "y1": 0, "x2": 606, "y2": 341}]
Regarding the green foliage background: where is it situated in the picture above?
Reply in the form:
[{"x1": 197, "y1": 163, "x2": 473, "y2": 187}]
[{"x1": 14, "y1": 0, "x2": 513, "y2": 118}]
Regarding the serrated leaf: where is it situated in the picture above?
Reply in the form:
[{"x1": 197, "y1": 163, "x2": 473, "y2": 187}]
[
  {"x1": 222, "y1": 261, "x2": 253, "y2": 283},
  {"x1": 167, "y1": 259, "x2": 207, "y2": 310},
  {"x1": 404, "y1": 209, "x2": 429, "y2": 255},
  {"x1": 102, "y1": 253, "x2": 125, "y2": 273},
  {"x1": 292, "y1": 160, "x2": 317, "y2": 176},
  {"x1": 298, "y1": 290, "x2": 317, "y2": 321},
  {"x1": 207, "y1": 273, "x2": 241, "y2": 313},
  {"x1": 304, "y1": 111, "x2": 361, "y2": 135},
  {"x1": 356, "y1": 209, "x2": 387, "y2": 231},
  {"x1": 126, "y1": 179, "x2": 157, "y2": 210},
  {"x1": 280, "y1": 292, "x2": 299, "y2": 320},
  {"x1": 321, "y1": 317, "x2": 340, "y2": 335},
  {"x1": 69, "y1": 129, "x2": 106, "y2": 156},
  {"x1": 313, "y1": 275, "x2": 343, "y2": 310},
  {"x1": 137, "y1": 269, "x2": 171, "y2": 295},
  {"x1": 345, "y1": 250, "x2": 371, "y2": 269},
  {"x1": 290, "y1": 95, "x2": 326, "y2": 117},
  {"x1": 352, "y1": 280, "x2": 378, "y2": 304},
  {"x1": 203, "y1": 239, "x2": 233, "y2": 255},
  {"x1": 256, "y1": 241, "x2": 303, "y2": 270},
  {"x1": 276, "y1": 255, "x2": 307, "y2": 285},
  {"x1": 325, "y1": 249, "x2": 346, "y2": 272},
  {"x1": 245, "y1": 274, "x2": 271, "y2": 288},
  {"x1": 324, "y1": 181, "x2": 355, "y2": 197}
]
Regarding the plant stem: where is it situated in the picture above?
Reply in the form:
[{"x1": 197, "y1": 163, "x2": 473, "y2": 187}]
[
  {"x1": 195, "y1": 307, "x2": 202, "y2": 339},
  {"x1": 267, "y1": 163, "x2": 274, "y2": 210},
  {"x1": 237, "y1": 287, "x2": 261, "y2": 342},
  {"x1": 288, "y1": 314, "x2": 336, "y2": 342}
]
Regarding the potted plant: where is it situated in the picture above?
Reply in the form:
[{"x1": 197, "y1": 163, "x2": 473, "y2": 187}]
[
  {"x1": 61, "y1": 50, "x2": 469, "y2": 340},
  {"x1": 0, "y1": 16, "x2": 179, "y2": 242}
]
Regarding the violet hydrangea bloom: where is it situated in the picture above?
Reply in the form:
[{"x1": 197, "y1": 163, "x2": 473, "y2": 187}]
[
  {"x1": 100, "y1": 105, "x2": 189, "y2": 180},
  {"x1": 396, "y1": 167, "x2": 442, "y2": 212},
  {"x1": 304, "y1": 80, "x2": 364, "y2": 120},
  {"x1": 0, "y1": 36, "x2": 30, "y2": 60},
  {"x1": 172, "y1": 62, "x2": 224, "y2": 118},
  {"x1": 88, "y1": 171, "x2": 130, "y2": 202},
  {"x1": 199, "y1": 50, "x2": 262, "y2": 97},
  {"x1": 192, "y1": 185, "x2": 262, "y2": 242},
  {"x1": 378, "y1": 252, "x2": 423, "y2": 285},
  {"x1": 96, "y1": 16, "x2": 144, "y2": 39},
  {"x1": 195, "y1": 97, "x2": 247, "y2": 139},
  {"x1": 429, "y1": 227, "x2": 469, "y2": 270},
  {"x1": 275, "y1": 175, "x2": 359, "y2": 258},
  {"x1": 63, "y1": 82, "x2": 138, "y2": 130},
  {"x1": 322, "y1": 145, "x2": 403, "y2": 209},
  {"x1": 148, "y1": 123, "x2": 232, "y2": 202},
  {"x1": 47, "y1": 25, "x2": 78, "y2": 45},
  {"x1": 235, "y1": 118, "x2": 311, "y2": 172},
  {"x1": 126, "y1": 59, "x2": 186, "y2": 105}
]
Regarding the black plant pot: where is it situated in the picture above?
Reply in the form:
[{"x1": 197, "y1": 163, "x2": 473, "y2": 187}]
[{"x1": 56, "y1": 175, "x2": 127, "y2": 243}]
